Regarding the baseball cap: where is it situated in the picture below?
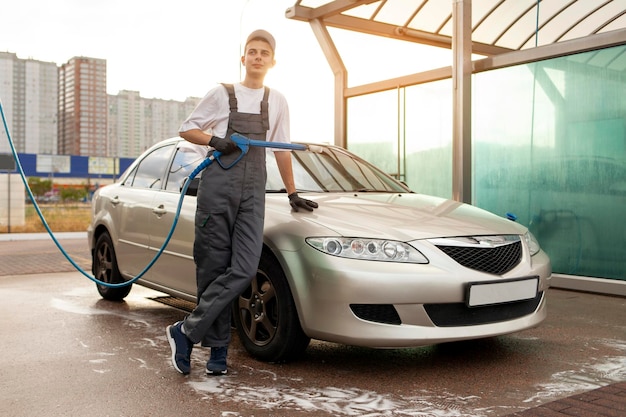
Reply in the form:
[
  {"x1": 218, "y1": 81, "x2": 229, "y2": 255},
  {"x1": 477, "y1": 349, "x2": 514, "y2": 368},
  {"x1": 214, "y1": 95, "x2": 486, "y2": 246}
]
[{"x1": 245, "y1": 29, "x2": 276, "y2": 53}]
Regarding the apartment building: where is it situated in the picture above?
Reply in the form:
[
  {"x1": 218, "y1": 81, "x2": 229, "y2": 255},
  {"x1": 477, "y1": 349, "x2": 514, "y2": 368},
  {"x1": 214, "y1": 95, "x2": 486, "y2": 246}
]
[
  {"x1": 108, "y1": 91, "x2": 200, "y2": 158},
  {"x1": 145, "y1": 96, "x2": 200, "y2": 154},
  {"x1": 58, "y1": 56, "x2": 108, "y2": 157},
  {"x1": 0, "y1": 52, "x2": 58, "y2": 155},
  {"x1": 2, "y1": 53, "x2": 199, "y2": 160}
]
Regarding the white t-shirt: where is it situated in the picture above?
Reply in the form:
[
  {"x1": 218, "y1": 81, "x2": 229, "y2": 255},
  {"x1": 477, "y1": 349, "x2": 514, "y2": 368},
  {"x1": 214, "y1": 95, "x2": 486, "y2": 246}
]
[{"x1": 179, "y1": 83, "x2": 290, "y2": 145}]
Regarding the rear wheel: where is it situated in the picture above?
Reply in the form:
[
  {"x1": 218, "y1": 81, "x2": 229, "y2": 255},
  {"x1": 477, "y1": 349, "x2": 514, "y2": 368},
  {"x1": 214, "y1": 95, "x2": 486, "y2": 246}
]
[
  {"x1": 232, "y1": 248, "x2": 310, "y2": 362},
  {"x1": 93, "y1": 232, "x2": 131, "y2": 301}
]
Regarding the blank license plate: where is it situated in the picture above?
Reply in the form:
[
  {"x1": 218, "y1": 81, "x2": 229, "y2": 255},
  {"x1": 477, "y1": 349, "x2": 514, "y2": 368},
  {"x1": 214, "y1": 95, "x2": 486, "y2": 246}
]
[{"x1": 467, "y1": 277, "x2": 539, "y2": 307}]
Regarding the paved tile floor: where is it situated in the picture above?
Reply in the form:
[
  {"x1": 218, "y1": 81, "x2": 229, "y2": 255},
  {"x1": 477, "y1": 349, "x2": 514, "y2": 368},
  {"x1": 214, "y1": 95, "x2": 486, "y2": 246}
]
[{"x1": 2, "y1": 233, "x2": 624, "y2": 416}]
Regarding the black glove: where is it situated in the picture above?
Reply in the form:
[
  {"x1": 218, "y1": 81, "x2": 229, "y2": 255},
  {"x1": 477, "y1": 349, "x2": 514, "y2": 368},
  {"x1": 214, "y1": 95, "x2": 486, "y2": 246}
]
[
  {"x1": 209, "y1": 136, "x2": 238, "y2": 155},
  {"x1": 288, "y1": 193, "x2": 318, "y2": 212}
]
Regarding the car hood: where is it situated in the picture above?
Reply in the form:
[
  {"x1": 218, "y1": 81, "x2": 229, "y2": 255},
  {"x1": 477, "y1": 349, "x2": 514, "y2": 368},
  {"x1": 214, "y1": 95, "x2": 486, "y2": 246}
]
[{"x1": 272, "y1": 192, "x2": 526, "y2": 241}]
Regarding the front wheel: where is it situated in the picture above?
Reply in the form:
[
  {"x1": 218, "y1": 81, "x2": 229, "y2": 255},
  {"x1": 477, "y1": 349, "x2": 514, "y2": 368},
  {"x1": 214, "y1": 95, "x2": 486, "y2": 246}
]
[
  {"x1": 232, "y1": 248, "x2": 310, "y2": 362},
  {"x1": 93, "y1": 232, "x2": 131, "y2": 301}
]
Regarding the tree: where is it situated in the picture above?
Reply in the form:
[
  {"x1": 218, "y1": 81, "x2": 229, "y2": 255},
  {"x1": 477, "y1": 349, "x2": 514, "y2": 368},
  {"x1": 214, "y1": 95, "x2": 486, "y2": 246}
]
[
  {"x1": 59, "y1": 187, "x2": 88, "y2": 202},
  {"x1": 27, "y1": 177, "x2": 52, "y2": 198}
]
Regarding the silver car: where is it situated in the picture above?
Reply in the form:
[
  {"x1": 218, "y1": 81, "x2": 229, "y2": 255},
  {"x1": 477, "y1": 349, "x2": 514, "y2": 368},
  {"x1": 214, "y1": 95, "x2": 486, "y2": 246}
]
[{"x1": 88, "y1": 137, "x2": 551, "y2": 362}]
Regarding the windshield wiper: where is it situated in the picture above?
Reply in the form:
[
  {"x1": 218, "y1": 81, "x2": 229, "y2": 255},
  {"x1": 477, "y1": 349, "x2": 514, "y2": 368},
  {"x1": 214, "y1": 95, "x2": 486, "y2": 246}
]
[{"x1": 354, "y1": 188, "x2": 407, "y2": 193}]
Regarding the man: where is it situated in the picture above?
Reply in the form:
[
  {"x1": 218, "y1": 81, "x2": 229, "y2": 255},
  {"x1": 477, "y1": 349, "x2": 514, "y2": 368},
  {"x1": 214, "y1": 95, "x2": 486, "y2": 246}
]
[{"x1": 166, "y1": 29, "x2": 318, "y2": 375}]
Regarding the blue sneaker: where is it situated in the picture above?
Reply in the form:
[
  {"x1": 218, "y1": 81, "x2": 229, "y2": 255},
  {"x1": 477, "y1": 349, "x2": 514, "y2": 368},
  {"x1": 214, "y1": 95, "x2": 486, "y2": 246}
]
[
  {"x1": 166, "y1": 321, "x2": 193, "y2": 375},
  {"x1": 206, "y1": 346, "x2": 228, "y2": 375}
]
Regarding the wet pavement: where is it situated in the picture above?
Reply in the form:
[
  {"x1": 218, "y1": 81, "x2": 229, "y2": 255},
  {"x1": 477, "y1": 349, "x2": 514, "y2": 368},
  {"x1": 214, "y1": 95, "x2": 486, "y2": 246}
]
[{"x1": 0, "y1": 234, "x2": 624, "y2": 417}]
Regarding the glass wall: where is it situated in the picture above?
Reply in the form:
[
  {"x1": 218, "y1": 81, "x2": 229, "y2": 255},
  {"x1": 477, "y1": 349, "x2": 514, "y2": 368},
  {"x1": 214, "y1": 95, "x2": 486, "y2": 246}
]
[
  {"x1": 473, "y1": 46, "x2": 626, "y2": 280},
  {"x1": 404, "y1": 79, "x2": 453, "y2": 198},
  {"x1": 346, "y1": 89, "x2": 401, "y2": 177},
  {"x1": 347, "y1": 45, "x2": 626, "y2": 280},
  {"x1": 347, "y1": 79, "x2": 453, "y2": 198}
]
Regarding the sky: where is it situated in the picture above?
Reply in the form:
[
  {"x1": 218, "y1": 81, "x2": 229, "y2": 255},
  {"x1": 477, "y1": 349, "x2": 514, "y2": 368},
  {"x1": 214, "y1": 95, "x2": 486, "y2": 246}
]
[
  {"x1": 0, "y1": 0, "x2": 338, "y2": 141},
  {"x1": 0, "y1": 0, "x2": 452, "y2": 143}
]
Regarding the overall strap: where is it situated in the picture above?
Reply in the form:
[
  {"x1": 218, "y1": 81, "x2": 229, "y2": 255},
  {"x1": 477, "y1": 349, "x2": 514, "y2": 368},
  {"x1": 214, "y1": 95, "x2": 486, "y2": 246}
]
[
  {"x1": 261, "y1": 86, "x2": 270, "y2": 131},
  {"x1": 221, "y1": 83, "x2": 238, "y2": 112}
]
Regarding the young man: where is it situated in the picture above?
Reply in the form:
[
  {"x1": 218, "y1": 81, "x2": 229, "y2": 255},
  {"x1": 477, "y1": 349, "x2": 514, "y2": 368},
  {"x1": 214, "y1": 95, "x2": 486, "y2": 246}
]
[{"x1": 166, "y1": 30, "x2": 318, "y2": 375}]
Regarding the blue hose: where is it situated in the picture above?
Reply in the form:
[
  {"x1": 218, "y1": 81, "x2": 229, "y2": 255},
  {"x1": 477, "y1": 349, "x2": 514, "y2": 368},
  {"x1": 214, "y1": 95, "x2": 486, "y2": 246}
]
[{"x1": 0, "y1": 99, "x2": 305, "y2": 288}]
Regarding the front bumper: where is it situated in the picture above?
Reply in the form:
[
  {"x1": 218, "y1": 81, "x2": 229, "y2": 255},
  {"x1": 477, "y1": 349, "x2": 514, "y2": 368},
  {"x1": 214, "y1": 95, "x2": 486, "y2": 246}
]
[{"x1": 280, "y1": 244, "x2": 551, "y2": 348}]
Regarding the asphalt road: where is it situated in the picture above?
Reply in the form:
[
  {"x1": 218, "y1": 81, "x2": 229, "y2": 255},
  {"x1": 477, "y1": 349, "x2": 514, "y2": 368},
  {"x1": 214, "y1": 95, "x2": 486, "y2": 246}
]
[{"x1": 0, "y1": 235, "x2": 624, "y2": 417}]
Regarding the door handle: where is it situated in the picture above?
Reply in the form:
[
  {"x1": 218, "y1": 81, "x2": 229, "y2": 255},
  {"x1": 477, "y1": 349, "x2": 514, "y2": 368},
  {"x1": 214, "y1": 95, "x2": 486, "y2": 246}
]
[{"x1": 152, "y1": 204, "x2": 167, "y2": 216}]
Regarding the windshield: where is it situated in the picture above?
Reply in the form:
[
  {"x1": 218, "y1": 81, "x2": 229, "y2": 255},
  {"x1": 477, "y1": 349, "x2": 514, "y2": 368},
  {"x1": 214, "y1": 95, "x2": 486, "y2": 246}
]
[{"x1": 266, "y1": 146, "x2": 410, "y2": 193}]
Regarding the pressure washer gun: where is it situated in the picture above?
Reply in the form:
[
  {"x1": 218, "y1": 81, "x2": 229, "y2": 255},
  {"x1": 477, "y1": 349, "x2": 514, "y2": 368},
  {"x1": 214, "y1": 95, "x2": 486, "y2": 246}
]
[{"x1": 187, "y1": 133, "x2": 307, "y2": 181}]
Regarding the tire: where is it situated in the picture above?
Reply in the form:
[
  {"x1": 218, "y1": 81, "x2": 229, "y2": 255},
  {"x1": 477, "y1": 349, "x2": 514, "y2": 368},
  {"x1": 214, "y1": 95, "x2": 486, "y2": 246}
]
[
  {"x1": 93, "y1": 232, "x2": 132, "y2": 301},
  {"x1": 232, "y1": 248, "x2": 310, "y2": 362}
]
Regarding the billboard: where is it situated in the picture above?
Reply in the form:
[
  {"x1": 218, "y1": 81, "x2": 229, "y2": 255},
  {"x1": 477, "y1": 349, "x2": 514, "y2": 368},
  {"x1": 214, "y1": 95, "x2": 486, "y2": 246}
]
[
  {"x1": 88, "y1": 156, "x2": 119, "y2": 175},
  {"x1": 36, "y1": 155, "x2": 71, "y2": 173}
]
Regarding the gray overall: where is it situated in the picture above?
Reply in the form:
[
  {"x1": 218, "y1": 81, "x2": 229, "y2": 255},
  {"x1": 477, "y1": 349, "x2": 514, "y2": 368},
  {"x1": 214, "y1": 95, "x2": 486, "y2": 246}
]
[{"x1": 183, "y1": 84, "x2": 269, "y2": 347}]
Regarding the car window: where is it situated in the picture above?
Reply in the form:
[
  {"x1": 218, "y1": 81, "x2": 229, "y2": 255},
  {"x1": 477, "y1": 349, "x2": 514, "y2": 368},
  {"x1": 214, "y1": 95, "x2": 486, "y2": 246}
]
[
  {"x1": 297, "y1": 151, "x2": 360, "y2": 191},
  {"x1": 296, "y1": 148, "x2": 407, "y2": 192},
  {"x1": 165, "y1": 144, "x2": 206, "y2": 192},
  {"x1": 333, "y1": 151, "x2": 402, "y2": 191},
  {"x1": 127, "y1": 144, "x2": 175, "y2": 189},
  {"x1": 265, "y1": 147, "x2": 408, "y2": 193}
]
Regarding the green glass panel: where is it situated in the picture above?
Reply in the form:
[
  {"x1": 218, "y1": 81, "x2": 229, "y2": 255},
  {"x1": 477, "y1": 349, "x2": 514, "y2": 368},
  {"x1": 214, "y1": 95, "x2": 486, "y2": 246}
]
[
  {"x1": 346, "y1": 89, "x2": 399, "y2": 176},
  {"x1": 347, "y1": 80, "x2": 453, "y2": 199},
  {"x1": 405, "y1": 80, "x2": 452, "y2": 198},
  {"x1": 473, "y1": 46, "x2": 626, "y2": 280}
]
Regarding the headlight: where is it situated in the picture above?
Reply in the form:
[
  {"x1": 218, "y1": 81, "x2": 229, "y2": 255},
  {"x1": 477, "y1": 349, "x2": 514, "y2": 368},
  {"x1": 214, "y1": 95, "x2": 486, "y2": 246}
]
[
  {"x1": 524, "y1": 231, "x2": 541, "y2": 256},
  {"x1": 306, "y1": 237, "x2": 428, "y2": 263}
]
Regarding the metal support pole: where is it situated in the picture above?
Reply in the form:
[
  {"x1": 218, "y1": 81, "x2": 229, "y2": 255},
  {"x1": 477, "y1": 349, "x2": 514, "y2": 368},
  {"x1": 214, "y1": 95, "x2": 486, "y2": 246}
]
[
  {"x1": 452, "y1": 0, "x2": 472, "y2": 203},
  {"x1": 309, "y1": 18, "x2": 348, "y2": 148},
  {"x1": 7, "y1": 171, "x2": 10, "y2": 233}
]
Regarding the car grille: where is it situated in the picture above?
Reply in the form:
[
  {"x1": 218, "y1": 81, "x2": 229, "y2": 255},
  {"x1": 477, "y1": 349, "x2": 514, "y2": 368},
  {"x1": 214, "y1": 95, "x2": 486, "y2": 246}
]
[
  {"x1": 424, "y1": 292, "x2": 543, "y2": 327},
  {"x1": 435, "y1": 240, "x2": 522, "y2": 275}
]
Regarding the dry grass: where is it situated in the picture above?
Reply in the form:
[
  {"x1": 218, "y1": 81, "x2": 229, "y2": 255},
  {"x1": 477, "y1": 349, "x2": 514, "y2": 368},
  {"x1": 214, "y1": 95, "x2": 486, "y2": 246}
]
[{"x1": 0, "y1": 203, "x2": 92, "y2": 233}]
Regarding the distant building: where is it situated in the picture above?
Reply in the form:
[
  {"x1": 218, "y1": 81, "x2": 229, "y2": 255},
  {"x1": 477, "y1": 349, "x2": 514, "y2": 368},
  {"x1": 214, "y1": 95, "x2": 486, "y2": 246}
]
[
  {"x1": 58, "y1": 56, "x2": 108, "y2": 156},
  {"x1": 2, "y1": 53, "x2": 200, "y2": 160},
  {"x1": 108, "y1": 90, "x2": 145, "y2": 158},
  {"x1": 0, "y1": 52, "x2": 58, "y2": 155},
  {"x1": 145, "y1": 96, "x2": 201, "y2": 153},
  {"x1": 108, "y1": 91, "x2": 200, "y2": 158}
]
